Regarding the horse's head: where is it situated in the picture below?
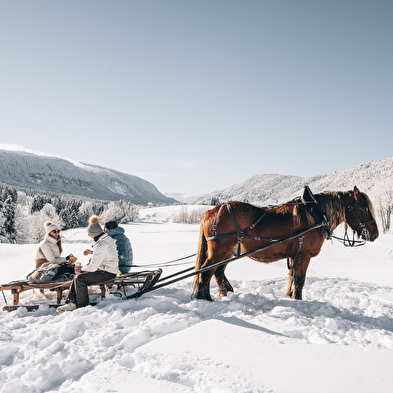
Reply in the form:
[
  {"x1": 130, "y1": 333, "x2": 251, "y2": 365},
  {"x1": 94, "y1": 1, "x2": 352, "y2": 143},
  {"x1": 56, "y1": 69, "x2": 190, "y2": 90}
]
[{"x1": 345, "y1": 186, "x2": 379, "y2": 242}]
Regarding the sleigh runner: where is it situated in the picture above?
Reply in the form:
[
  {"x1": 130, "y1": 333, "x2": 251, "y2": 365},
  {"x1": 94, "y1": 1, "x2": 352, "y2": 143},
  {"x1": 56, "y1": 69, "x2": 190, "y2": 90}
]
[{"x1": 0, "y1": 269, "x2": 162, "y2": 312}]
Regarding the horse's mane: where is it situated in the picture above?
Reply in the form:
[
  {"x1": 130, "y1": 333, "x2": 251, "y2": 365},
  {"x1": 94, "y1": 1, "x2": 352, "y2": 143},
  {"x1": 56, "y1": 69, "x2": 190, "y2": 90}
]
[
  {"x1": 275, "y1": 202, "x2": 310, "y2": 228},
  {"x1": 278, "y1": 189, "x2": 376, "y2": 231},
  {"x1": 314, "y1": 191, "x2": 347, "y2": 230},
  {"x1": 278, "y1": 191, "x2": 347, "y2": 230},
  {"x1": 363, "y1": 192, "x2": 377, "y2": 220}
]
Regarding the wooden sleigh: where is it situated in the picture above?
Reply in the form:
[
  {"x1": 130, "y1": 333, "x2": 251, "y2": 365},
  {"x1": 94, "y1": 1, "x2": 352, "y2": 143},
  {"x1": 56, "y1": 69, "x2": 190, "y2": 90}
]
[{"x1": 0, "y1": 269, "x2": 162, "y2": 312}]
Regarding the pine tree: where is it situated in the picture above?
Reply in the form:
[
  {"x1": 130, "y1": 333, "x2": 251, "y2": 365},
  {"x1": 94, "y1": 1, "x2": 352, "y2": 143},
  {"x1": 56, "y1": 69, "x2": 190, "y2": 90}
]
[
  {"x1": 30, "y1": 195, "x2": 46, "y2": 214},
  {"x1": 2, "y1": 195, "x2": 16, "y2": 243},
  {"x1": 59, "y1": 208, "x2": 72, "y2": 230},
  {"x1": 64, "y1": 199, "x2": 82, "y2": 228},
  {"x1": 52, "y1": 196, "x2": 65, "y2": 215},
  {"x1": 2, "y1": 187, "x2": 18, "y2": 204},
  {"x1": 93, "y1": 203, "x2": 105, "y2": 216},
  {"x1": 0, "y1": 199, "x2": 7, "y2": 243}
]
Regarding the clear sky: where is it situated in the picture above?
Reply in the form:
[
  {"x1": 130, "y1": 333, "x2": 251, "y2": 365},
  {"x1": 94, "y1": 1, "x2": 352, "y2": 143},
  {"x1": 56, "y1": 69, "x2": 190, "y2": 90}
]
[{"x1": 1, "y1": 1, "x2": 392, "y2": 195}]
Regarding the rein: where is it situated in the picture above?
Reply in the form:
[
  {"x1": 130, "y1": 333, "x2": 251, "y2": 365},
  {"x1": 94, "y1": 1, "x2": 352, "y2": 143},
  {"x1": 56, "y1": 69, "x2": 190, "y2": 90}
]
[
  {"x1": 131, "y1": 253, "x2": 197, "y2": 269},
  {"x1": 331, "y1": 224, "x2": 366, "y2": 247},
  {"x1": 125, "y1": 222, "x2": 325, "y2": 300}
]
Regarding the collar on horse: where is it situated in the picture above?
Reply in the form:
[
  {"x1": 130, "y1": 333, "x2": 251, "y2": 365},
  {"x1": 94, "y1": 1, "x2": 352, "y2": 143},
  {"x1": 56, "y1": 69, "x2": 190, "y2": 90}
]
[{"x1": 301, "y1": 186, "x2": 333, "y2": 240}]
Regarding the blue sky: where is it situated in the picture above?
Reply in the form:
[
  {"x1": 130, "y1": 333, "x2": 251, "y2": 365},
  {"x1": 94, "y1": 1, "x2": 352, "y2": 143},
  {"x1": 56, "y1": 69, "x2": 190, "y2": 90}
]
[{"x1": 1, "y1": 1, "x2": 392, "y2": 195}]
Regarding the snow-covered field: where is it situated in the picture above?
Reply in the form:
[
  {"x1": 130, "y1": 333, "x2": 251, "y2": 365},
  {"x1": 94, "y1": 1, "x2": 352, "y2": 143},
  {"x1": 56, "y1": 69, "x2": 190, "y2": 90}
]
[{"x1": 1, "y1": 206, "x2": 393, "y2": 393}]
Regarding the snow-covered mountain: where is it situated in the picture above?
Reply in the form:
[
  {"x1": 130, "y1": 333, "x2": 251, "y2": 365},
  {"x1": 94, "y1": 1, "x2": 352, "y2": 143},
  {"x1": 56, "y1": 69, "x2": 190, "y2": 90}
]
[
  {"x1": 195, "y1": 156, "x2": 393, "y2": 206},
  {"x1": 164, "y1": 191, "x2": 203, "y2": 204},
  {"x1": 0, "y1": 149, "x2": 177, "y2": 205}
]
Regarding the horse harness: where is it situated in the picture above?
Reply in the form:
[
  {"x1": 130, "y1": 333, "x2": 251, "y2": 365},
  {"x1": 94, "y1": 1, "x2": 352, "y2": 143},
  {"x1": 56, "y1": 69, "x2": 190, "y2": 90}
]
[
  {"x1": 206, "y1": 202, "x2": 273, "y2": 257},
  {"x1": 206, "y1": 186, "x2": 334, "y2": 271},
  {"x1": 206, "y1": 186, "x2": 376, "y2": 271}
]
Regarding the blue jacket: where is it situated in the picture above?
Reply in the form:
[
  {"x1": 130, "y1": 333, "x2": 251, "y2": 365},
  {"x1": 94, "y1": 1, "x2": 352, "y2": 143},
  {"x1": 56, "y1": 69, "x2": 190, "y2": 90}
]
[{"x1": 107, "y1": 227, "x2": 133, "y2": 274}]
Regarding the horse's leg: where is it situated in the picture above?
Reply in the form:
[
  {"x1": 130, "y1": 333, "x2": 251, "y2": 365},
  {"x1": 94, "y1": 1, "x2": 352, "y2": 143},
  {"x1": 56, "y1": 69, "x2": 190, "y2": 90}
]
[
  {"x1": 285, "y1": 257, "x2": 295, "y2": 298},
  {"x1": 214, "y1": 260, "x2": 233, "y2": 297},
  {"x1": 286, "y1": 255, "x2": 312, "y2": 300},
  {"x1": 194, "y1": 267, "x2": 215, "y2": 301},
  {"x1": 193, "y1": 229, "x2": 237, "y2": 301}
]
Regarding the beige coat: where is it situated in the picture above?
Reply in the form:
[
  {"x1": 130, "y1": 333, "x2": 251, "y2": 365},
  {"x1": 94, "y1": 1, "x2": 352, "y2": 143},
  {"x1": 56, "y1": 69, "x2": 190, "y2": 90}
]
[{"x1": 35, "y1": 235, "x2": 67, "y2": 268}]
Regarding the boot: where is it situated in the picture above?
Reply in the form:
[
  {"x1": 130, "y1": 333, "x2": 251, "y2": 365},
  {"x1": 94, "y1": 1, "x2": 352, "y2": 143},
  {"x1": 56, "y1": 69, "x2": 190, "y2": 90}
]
[{"x1": 57, "y1": 302, "x2": 77, "y2": 313}]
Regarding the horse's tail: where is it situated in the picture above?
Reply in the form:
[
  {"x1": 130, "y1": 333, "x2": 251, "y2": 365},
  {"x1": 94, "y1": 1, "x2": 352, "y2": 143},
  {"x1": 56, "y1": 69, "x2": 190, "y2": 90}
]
[{"x1": 192, "y1": 213, "x2": 208, "y2": 297}]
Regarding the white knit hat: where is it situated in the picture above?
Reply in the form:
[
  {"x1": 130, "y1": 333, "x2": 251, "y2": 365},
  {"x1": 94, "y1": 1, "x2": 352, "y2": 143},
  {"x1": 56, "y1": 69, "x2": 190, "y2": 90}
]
[{"x1": 45, "y1": 221, "x2": 59, "y2": 235}]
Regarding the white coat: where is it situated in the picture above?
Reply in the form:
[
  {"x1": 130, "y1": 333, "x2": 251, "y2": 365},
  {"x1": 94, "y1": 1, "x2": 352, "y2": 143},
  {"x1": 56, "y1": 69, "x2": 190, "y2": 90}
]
[
  {"x1": 83, "y1": 234, "x2": 119, "y2": 275},
  {"x1": 36, "y1": 235, "x2": 67, "y2": 265}
]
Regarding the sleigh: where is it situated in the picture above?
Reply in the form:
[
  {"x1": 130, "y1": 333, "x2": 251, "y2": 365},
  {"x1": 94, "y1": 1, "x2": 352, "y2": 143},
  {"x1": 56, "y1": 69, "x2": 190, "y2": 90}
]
[{"x1": 0, "y1": 269, "x2": 162, "y2": 312}]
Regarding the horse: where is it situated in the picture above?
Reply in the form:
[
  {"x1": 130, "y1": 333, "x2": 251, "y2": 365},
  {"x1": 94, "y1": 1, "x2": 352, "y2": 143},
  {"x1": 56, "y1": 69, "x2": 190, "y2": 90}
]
[{"x1": 193, "y1": 186, "x2": 379, "y2": 301}]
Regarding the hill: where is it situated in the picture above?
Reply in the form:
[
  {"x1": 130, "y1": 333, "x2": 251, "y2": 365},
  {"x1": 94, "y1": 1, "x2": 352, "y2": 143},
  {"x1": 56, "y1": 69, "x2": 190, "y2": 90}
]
[
  {"x1": 194, "y1": 156, "x2": 393, "y2": 206},
  {"x1": 0, "y1": 149, "x2": 177, "y2": 205}
]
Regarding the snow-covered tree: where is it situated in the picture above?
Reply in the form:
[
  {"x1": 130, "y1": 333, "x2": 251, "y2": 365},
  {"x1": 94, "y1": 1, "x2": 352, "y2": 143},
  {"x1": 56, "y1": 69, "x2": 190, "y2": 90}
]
[
  {"x1": 99, "y1": 200, "x2": 139, "y2": 224},
  {"x1": 378, "y1": 189, "x2": 393, "y2": 234},
  {"x1": 99, "y1": 202, "x2": 125, "y2": 224},
  {"x1": 2, "y1": 195, "x2": 16, "y2": 243},
  {"x1": 0, "y1": 199, "x2": 7, "y2": 243},
  {"x1": 15, "y1": 203, "x2": 32, "y2": 244},
  {"x1": 59, "y1": 207, "x2": 72, "y2": 230},
  {"x1": 79, "y1": 201, "x2": 94, "y2": 226},
  {"x1": 30, "y1": 195, "x2": 49, "y2": 214},
  {"x1": 52, "y1": 196, "x2": 65, "y2": 215},
  {"x1": 118, "y1": 200, "x2": 139, "y2": 223},
  {"x1": 28, "y1": 204, "x2": 63, "y2": 243}
]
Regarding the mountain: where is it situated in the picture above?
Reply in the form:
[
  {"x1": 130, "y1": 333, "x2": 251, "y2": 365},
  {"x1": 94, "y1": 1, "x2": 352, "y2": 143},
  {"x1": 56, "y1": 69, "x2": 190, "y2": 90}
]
[
  {"x1": 194, "y1": 157, "x2": 393, "y2": 206},
  {"x1": 0, "y1": 149, "x2": 177, "y2": 205},
  {"x1": 164, "y1": 192, "x2": 203, "y2": 204}
]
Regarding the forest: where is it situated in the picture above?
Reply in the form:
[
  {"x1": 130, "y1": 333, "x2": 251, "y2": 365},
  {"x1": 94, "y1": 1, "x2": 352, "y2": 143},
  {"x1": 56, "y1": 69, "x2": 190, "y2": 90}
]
[{"x1": 0, "y1": 185, "x2": 139, "y2": 244}]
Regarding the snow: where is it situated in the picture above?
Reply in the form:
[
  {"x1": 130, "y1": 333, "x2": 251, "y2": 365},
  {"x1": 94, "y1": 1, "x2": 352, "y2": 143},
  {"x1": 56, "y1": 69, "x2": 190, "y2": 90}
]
[{"x1": 1, "y1": 206, "x2": 393, "y2": 393}]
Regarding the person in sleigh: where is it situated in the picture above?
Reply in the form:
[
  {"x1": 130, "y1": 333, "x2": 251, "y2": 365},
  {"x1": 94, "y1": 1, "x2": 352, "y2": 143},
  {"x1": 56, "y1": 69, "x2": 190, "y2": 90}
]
[
  {"x1": 35, "y1": 221, "x2": 76, "y2": 278},
  {"x1": 57, "y1": 215, "x2": 118, "y2": 312}
]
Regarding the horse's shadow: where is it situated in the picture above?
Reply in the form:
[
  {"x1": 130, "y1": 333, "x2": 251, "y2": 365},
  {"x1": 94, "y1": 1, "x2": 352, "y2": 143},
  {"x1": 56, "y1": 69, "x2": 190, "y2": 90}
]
[
  {"x1": 214, "y1": 315, "x2": 286, "y2": 337},
  {"x1": 259, "y1": 296, "x2": 393, "y2": 334}
]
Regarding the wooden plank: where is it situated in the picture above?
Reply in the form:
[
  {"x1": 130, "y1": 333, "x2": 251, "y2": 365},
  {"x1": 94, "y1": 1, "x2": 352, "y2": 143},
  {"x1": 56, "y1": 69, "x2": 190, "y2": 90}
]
[
  {"x1": 3, "y1": 305, "x2": 40, "y2": 312},
  {"x1": 1, "y1": 270, "x2": 163, "y2": 311}
]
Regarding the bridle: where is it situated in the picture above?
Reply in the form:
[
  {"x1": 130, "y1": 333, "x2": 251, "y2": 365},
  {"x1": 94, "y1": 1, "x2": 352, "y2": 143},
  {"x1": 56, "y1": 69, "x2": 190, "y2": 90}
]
[{"x1": 345, "y1": 192, "x2": 376, "y2": 242}]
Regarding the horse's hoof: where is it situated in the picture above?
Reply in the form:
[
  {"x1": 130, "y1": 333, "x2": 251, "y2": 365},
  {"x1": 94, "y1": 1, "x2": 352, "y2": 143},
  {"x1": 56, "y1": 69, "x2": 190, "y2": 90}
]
[
  {"x1": 196, "y1": 293, "x2": 213, "y2": 302},
  {"x1": 219, "y1": 292, "x2": 227, "y2": 297}
]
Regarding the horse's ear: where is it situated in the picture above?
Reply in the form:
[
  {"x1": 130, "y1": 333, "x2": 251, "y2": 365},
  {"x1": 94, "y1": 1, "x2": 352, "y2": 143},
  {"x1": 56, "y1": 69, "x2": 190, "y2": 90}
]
[{"x1": 354, "y1": 186, "x2": 360, "y2": 197}]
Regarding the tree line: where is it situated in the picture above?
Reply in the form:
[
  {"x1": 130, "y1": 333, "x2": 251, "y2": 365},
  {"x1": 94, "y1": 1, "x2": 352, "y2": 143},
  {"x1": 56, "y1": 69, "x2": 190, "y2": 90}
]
[{"x1": 0, "y1": 186, "x2": 139, "y2": 244}]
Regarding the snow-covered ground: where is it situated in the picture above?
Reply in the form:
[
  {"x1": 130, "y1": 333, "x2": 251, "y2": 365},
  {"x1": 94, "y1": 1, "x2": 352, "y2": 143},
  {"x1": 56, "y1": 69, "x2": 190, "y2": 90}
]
[{"x1": 1, "y1": 206, "x2": 393, "y2": 393}]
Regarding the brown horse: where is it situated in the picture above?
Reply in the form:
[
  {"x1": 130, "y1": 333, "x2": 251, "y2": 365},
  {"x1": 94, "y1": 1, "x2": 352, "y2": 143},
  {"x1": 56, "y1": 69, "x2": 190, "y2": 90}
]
[{"x1": 193, "y1": 186, "x2": 379, "y2": 301}]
